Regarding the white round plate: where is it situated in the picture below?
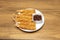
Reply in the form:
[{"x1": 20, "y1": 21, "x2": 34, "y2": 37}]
[{"x1": 15, "y1": 9, "x2": 44, "y2": 32}]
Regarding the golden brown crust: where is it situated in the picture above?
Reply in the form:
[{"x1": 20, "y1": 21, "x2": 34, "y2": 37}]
[{"x1": 15, "y1": 9, "x2": 36, "y2": 30}]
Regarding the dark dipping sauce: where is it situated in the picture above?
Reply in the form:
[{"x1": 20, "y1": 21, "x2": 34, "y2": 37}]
[{"x1": 33, "y1": 15, "x2": 42, "y2": 21}]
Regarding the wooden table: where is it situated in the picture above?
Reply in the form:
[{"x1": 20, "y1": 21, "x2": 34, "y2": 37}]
[{"x1": 0, "y1": 0, "x2": 60, "y2": 40}]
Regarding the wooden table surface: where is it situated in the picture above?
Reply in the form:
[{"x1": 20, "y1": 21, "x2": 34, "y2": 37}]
[{"x1": 0, "y1": 0, "x2": 60, "y2": 40}]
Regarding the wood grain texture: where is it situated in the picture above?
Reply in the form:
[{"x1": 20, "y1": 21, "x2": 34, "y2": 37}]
[{"x1": 0, "y1": 0, "x2": 60, "y2": 40}]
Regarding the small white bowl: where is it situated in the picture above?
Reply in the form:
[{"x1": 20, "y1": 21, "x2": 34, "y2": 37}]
[{"x1": 32, "y1": 13, "x2": 42, "y2": 24}]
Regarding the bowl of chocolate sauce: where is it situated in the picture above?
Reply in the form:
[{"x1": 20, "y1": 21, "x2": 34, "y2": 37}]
[{"x1": 32, "y1": 14, "x2": 42, "y2": 24}]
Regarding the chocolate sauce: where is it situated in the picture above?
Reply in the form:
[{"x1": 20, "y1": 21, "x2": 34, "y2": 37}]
[{"x1": 33, "y1": 15, "x2": 42, "y2": 21}]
